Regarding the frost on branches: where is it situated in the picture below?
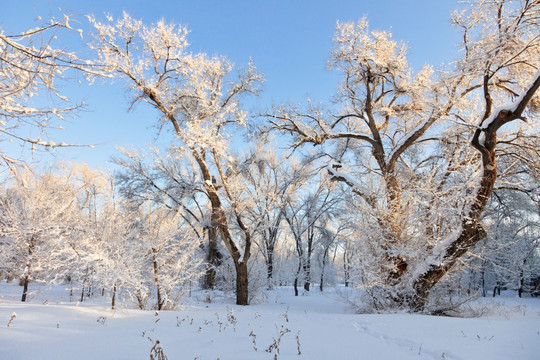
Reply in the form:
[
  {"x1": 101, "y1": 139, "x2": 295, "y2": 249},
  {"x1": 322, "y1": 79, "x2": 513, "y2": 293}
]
[
  {"x1": 270, "y1": 0, "x2": 540, "y2": 312},
  {"x1": 0, "y1": 15, "x2": 98, "y2": 169},
  {"x1": 0, "y1": 167, "x2": 81, "y2": 301},
  {"x1": 89, "y1": 13, "x2": 263, "y2": 305}
]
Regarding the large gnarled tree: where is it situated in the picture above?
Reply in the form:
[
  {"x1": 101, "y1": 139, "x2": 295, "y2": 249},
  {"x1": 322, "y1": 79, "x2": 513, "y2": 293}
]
[{"x1": 271, "y1": 0, "x2": 540, "y2": 311}]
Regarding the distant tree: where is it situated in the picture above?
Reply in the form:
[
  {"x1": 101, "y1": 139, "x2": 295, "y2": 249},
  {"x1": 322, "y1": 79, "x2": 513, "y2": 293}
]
[
  {"x1": 113, "y1": 148, "x2": 220, "y2": 290},
  {"x1": 281, "y1": 176, "x2": 340, "y2": 295},
  {"x1": 478, "y1": 188, "x2": 540, "y2": 297},
  {"x1": 0, "y1": 167, "x2": 80, "y2": 301},
  {"x1": 239, "y1": 143, "x2": 307, "y2": 289},
  {"x1": 123, "y1": 202, "x2": 203, "y2": 310},
  {"x1": 317, "y1": 214, "x2": 351, "y2": 292}
]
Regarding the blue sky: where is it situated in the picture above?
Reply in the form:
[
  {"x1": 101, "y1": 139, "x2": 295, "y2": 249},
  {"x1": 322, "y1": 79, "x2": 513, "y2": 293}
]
[{"x1": 1, "y1": 0, "x2": 459, "y2": 172}]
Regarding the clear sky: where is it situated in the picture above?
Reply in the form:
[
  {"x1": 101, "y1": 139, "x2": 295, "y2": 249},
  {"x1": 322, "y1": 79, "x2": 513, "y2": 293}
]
[{"x1": 1, "y1": 0, "x2": 460, "y2": 172}]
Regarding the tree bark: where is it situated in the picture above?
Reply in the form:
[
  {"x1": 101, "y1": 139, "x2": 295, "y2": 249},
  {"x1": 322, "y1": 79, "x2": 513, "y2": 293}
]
[
  {"x1": 152, "y1": 249, "x2": 164, "y2": 310},
  {"x1": 204, "y1": 226, "x2": 221, "y2": 289},
  {"x1": 235, "y1": 261, "x2": 249, "y2": 305},
  {"x1": 192, "y1": 148, "x2": 253, "y2": 305},
  {"x1": 343, "y1": 246, "x2": 351, "y2": 287},
  {"x1": 111, "y1": 281, "x2": 117, "y2": 310},
  {"x1": 266, "y1": 246, "x2": 274, "y2": 289},
  {"x1": 304, "y1": 227, "x2": 314, "y2": 291},
  {"x1": 21, "y1": 237, "x2": 35, "y2": 302},
  {"x1": 294, "y1": 259, "x2": 302, "y2": 297},
  {"x1": 320, "y1": 248, "x2": 328, "y2": 292},
  {"x1": 21, "y1": 274, "x2": 30, "y2": 302}
]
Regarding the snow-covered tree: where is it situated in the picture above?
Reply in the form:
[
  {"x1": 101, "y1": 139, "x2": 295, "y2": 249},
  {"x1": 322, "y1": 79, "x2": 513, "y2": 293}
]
[
  {"x1": 0, "y1": 167, "x2": 81, "y2": 301},
  {"x1": 114, "y1": 147, "x2": 220, "y2": 291},
  {"x1": 270, "y1": 0, "x2": 540, "y2": 311},
  {"x1": 473, "y1": 187, "x2": 540, "y2": 297},
  {"x1": 281, "y1": 175, "x2": 341, "y2": 295},
  {"x1": 120, "y1": 202, "x2": 203, "y2": 310},
  {"x1": 89, "y1": 13, "x2": 263, "y2": 305},
  {"x1": 316, "y1": 211, "x2": 352, "y2": 292},
  {"x1": 239, "y1": 143, "x2": 308, "y2": 289}
]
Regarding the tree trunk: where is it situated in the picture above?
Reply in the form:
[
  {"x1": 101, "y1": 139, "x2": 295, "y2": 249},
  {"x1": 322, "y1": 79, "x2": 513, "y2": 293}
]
[
  {"x1": 304, "y1": 227, "x2": 315, "y2": 291},
  {"x1": 21, "y1": 238, "x2": 35, "y2": 302},
  {"x1": 343, "y1": 248, "x2": 350, "y2": 287},
  {"x1": 293, "y1": 238, "x2": 304, "y2": 297},
  {"x1": 136, "y1": 292, "x2": 145, "y2": 310},
  {"x1": 518, "y1": 269, "x2": 524, "y2": 298},
  {"x1": 266, "y1": 246, "x2": 274, "y2": 290},
  {"x1": 481, "y1": 263, "x2": 486, "y2": 297},
  {"x1": 303, "y1": 264, "x2": 311, "y2": 291},
  {"x1": 21, "y1": 274, "x2": 30, "y2": 302},
  {"x1": 235, "y1": 261, "x2": 249, "y2": 305},
  {"x1": 204, "y1": 226, "x2": 221, "y2": 289},
  {"x1": 152, "y1": 249, "x2": 164, "y2": 310},
  {"x1": 194, "y1": 150, "x2": 252, "y2": 306},
  {"x1": 319, "y1": 264, "x2": 325, "y2": 292},
  {"x1": 320, "y1": 244, "x2": 331, "y2": 292},
  {"x1": 111, "y1": 281, "x2": 117, "y2": 310}
]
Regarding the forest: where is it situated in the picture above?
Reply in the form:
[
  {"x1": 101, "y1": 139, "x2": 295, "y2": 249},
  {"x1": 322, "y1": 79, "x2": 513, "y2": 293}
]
[{"x1": 1, "y1": 0, "x2": 539, "y2": 317}]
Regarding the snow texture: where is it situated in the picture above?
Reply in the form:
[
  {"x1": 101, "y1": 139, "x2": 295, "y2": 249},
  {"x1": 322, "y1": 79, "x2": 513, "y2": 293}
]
[{"x1": 0, "y1": 283, "x2": 538, "y2": 360}]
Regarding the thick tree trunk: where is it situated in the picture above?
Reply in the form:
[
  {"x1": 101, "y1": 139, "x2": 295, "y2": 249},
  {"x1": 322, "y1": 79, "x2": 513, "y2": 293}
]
[
  {"x1": 410, "y1": 221, "x2": 488, "y2": 311},
  {"x1": 518, "y1": 269, "x2": 525, "y2": 298},
  {"x1": 204, "y1": 226, "x2": 221, "y2": 289},
  {"x1": 319, "y1": 261, "x2": 325, "y2": 292},
  {"x1": 303, "y1": 264, "x2": 311, "y2": 291},
  {"x1": 235, "y1": 261, "x2": 249, "y2": 305},
  {"x1": 194, "y1": 150, "x2": 252, "y2": 306}
]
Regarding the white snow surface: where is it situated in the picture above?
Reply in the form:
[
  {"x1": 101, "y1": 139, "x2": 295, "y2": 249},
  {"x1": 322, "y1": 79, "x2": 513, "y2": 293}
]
[{"x1": 0, "y1": 283, "x2": 539, "y2": 360}]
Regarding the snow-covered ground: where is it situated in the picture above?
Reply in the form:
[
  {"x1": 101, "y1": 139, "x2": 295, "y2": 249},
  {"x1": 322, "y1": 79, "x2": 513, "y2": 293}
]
[{"x1": 0, "y1": 283, "x2": 539, "y2": 359}]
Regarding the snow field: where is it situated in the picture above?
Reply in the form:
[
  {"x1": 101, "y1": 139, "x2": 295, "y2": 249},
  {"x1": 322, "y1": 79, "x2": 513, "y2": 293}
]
[{"x1": 0, "y1": 284, "x2": 539, "y2": 359}]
